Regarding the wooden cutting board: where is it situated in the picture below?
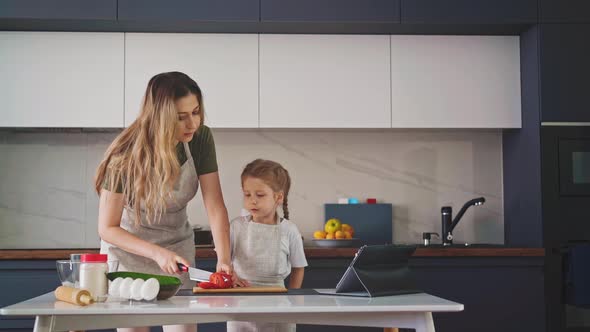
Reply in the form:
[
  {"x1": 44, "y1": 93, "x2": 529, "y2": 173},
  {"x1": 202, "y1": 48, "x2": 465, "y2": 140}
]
[{"x1": 193, "y1": 286, "x2": 288, "y2": 294}]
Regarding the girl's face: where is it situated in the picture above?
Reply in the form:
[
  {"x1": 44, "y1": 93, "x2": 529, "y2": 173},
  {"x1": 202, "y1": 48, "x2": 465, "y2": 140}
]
[
  {"x1": 242, "y1": 176, "x2": 284, "y2": 223},
  {"x1": 175, "y1": 93, "x2": 201, "y2": 143}
]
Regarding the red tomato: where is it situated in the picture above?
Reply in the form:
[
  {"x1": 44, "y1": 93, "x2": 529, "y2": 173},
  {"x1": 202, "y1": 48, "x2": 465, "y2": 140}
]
[
  {"x1": 209, "y1": 272, "x2": 232, "y2": 289},
  {"x1": 198, "y1": 281, "x2": 219, "y2": 289}
]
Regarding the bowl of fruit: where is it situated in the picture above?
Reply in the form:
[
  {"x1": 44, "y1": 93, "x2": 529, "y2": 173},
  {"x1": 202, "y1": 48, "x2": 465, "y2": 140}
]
[{"x1": 312, "y1": 218, "x2": 361, "y2": 248}]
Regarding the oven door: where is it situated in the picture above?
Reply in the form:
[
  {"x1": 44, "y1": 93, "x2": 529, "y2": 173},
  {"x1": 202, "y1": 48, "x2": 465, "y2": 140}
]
[
  {"x1": 542, "y1": 124, "x2": 590, "y2": 243},
  {"x1": 559, "y1": 138, "x2": 590, "y2": 196}
]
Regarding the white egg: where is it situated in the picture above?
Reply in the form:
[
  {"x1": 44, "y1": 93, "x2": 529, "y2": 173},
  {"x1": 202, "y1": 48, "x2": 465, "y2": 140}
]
[
  {"x1": 141, "y1": 278, "x2": 160, "y2": 301},
  {"x1": 109, "y1": 277, "x2": 123, "y2": 297},
  {"x1": 119, "y1": 277, "x2": 134, "y2": 299},
  {"x1": 130, "y1": 279, "x2": 145, "y2": 301}
]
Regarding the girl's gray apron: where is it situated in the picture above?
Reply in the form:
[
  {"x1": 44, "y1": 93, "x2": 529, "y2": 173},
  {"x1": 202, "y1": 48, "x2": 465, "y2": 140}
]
[
  {"x1": 227, "y1": 220, "x2": 296, "y2": 332},
  {"x1": 101, "y1": 142, "x2": 198, "y2": 289}
]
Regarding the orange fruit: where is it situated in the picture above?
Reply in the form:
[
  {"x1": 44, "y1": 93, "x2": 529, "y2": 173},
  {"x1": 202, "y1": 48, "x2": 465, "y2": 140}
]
[
  {"x1": 341, "y1": 224, "x2": 354, "y2": 236},
  {"x1": 313, "y1": 230, "x2": 327, "y2": 239},
  {"x1": 325, "y1": 232, "x2": 336, "y2": 239},
  {"x1": 335, "y1": 231, "x2": 345, "y2": 239},
  {"x1": 343, "y1": 231, "x2": 353, "y2": 239}
]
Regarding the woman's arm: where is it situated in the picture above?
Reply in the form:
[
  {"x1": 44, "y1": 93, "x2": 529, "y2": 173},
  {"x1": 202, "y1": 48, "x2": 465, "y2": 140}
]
[
  {"x1": 199, "y1": 171, "x2": 232, "y2": 274},
  {"x1": 288, "y1": 268, "x2": 305, "y2": 289},
  {"x1": 97, "y1": 189, "x2": 191, "y2": 274}
]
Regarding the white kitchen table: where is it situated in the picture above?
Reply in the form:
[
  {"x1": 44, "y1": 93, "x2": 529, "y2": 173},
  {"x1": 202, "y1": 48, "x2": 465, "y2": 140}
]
[{"x1": 1, "y1": 290, "x2": 463, "y2": 332}]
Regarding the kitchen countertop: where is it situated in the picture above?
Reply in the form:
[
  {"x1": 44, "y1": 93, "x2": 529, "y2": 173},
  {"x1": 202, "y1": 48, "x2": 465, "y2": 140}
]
[
  {"x1": 0, "y1": 291, "x2": 462, "y2": 332},
  {"x1": 0, "y1": 246, "x2": 545, "y2": 260}
]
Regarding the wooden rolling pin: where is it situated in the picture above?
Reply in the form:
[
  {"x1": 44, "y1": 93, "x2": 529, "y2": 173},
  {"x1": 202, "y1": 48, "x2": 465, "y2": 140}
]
[{"x1": 55, "y1": 286, "x2": 94, "y2": 306}]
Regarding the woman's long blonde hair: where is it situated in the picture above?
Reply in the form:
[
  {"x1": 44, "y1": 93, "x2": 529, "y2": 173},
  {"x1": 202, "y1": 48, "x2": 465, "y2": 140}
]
[{"x1": 95, "y1": 72, "x2": 204, "y2": 224}]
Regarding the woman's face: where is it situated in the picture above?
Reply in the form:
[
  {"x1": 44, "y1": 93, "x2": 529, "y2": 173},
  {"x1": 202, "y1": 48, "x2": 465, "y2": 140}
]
[
  {"x1": 175, "y1": 93, "x2": 201, "y2": 143},
  {"x1": 242, "y1": 176, "x2": 283, "y2": 223}
]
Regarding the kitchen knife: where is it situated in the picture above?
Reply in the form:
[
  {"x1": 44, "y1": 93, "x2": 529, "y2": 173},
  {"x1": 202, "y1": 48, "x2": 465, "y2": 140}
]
[{"x1": 177, "y1": 263, "x2": 213, "y2": 282}]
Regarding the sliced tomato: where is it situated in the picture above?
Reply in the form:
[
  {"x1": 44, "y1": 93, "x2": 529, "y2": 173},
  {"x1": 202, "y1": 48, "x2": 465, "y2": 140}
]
[
  {"x1": 198, "y1": 281, "x2": 219, "y2": 289},
  {"x1": 209, "y1": 272, "x2": 232, "y2": 289}
]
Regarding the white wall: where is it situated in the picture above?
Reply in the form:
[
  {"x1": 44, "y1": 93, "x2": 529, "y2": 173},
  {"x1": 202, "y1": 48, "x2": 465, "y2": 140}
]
[{"x1": 0, "y1": 128, "x2": 503, "y2": 248}]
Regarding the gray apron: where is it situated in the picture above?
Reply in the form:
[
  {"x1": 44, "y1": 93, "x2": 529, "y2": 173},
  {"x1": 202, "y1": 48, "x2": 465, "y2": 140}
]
[
  {"x1": 101, "y1": 142, "x2": 197, "y2": 289},
  {"x1": 228, "y1": 220, "x2": 296, "y2": 332}
]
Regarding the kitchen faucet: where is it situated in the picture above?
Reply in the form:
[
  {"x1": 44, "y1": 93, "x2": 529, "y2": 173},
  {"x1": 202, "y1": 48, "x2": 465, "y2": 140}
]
[{"x1": 441, "y1": 197, "x2": 486, "y2": 246}]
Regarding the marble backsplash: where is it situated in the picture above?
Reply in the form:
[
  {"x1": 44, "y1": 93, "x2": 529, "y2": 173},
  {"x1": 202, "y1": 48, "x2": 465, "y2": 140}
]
[{"x1": 0, "y1": 129, "x2": 503, "y2": 249}]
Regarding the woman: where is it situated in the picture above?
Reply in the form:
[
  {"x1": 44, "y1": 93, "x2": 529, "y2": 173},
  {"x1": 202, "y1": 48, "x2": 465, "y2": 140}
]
[{"x1": 95, "y1": 71, "x2": 231, "y2": 332}]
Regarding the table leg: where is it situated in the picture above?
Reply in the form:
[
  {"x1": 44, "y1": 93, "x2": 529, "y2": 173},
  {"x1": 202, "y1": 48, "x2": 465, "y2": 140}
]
[
  {"x1": 414, "y1": 312, "x2": 435, "y2": 332},
  {"x1": 34, "y1": 315, "x2": 54, "y2": 332}
]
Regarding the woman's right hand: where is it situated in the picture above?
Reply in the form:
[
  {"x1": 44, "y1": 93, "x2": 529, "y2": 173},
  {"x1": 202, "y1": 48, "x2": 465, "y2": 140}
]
[{"x1": 153, "y1": 248, "x2": 191, "y2": 275}]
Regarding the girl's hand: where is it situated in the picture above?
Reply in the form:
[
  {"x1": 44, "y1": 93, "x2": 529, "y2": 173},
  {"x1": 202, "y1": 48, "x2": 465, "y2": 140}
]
[
  {"x1": 154, "y1": 248, "x2": 191, "y2": 275},
  {"x1": 216, "y1": 261, "x2": 233, "y2": 275},
  {"x1": 232, "y1": 274, "x2": 250, "y2": 288}
]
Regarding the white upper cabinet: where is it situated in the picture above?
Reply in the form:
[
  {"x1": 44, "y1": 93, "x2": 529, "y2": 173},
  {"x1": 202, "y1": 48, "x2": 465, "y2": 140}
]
[
  {"x1": 1, "y1": 33, "x2": 522, "y2": 129},
  {"x1": 390, "y1": 35, "x2": 522, "y2": 128},
  {"x1": 259, "y1": 34, "x2": 391, "y2": 128},
  {"x1": 0, "y1": 32, "x2": 124, "y2": 127},
  {"x1": 124, "y1": 33, "x2": 258, "y2": 128}
]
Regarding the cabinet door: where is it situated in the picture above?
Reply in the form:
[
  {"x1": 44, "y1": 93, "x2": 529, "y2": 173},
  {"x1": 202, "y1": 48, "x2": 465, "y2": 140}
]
[
  {"x1": 0, "y1": 32, "x2": 124, "y2": 127},
  {"x1": 540, "y1": 0, "x2": 590, "y2": 23},
  {"x1": 401, "y1": 0, "x2": 537, "y2": 24},
  {"x1": 0, "y1": 261, "x2": 62, "y2": 330},
  {"x1": 124, "y1": 33, "x2": 258, "y2": 128},
  {"x1": 390, "y1": 35, "x2": 522, "y2": 128},
  {"x1": 118, "y1": 0, "x2": 258, "y2": 22},
  {"x1": 540, "y1": 24, "x2": 590, "y2": 123},
  {"x1": 0, "y1": 0, "x2": 116, "y2": 20},
  {"x1": 259, "y1": 34, "x2": 391, "y2": 128},
  {"x1": 261, "y1": 0, "x2": 399, "y2": 23}
]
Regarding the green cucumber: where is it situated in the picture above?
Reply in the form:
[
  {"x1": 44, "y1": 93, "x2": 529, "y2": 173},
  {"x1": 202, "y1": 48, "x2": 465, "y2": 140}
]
[{"x1": 107, "y1": 272, "x2": 181, "y2": 286}]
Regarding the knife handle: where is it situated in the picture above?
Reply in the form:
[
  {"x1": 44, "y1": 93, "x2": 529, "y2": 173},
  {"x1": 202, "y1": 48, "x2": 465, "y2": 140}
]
[{"x1": 176, "y1": 263, "x2": 188, "y2": 272}]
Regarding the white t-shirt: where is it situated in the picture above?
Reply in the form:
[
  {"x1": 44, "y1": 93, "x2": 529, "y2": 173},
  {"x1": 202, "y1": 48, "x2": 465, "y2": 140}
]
[{"x1": 230, "y1": 215, "x2": 308, "y2": 284}]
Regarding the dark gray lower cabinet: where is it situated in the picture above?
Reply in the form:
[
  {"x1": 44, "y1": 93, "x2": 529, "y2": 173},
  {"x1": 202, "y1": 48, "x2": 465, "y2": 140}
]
[
  {"x1": 411, "y1": 258, "x2": 545, "y2": 332},
  {"x1": 298, "y1": 257, "x2": 545, "y2": 332},
  {"x1": 0, "y1": 257, "x2": 544, "y2": 332},
  {"x1": 0, "y1": 261, "x2": 62, "y2": 330}
]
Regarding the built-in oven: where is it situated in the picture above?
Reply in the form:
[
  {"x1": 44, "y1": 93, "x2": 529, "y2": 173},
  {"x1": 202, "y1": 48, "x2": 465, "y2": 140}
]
[
  {"x1": 542, "y1": 124, "x2": 590, "y2": 244},
  {"x1": 558, "y1": 136, "x2": 590, "y2": 198},
  {"x1": 542, "y1": 123, "x2": 590, "y2": 332}
]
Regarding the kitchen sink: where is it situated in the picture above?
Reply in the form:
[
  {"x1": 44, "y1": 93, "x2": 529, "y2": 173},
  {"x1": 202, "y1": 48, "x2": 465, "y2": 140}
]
[
  {"x1": 390, "y1": 243, "x2": 506, "y2": 248},
  {"x1": 418, "y1": 243, "x2": 506, "y2": 248}
]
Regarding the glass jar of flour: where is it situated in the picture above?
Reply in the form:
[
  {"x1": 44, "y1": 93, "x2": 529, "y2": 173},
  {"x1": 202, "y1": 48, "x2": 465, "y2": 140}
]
[{"x1": 79, "y1": 254, "x2": 108, "y2": 302}]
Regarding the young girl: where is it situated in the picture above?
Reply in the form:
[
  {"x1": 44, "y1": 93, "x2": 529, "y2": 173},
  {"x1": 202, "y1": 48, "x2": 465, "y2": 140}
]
[{"x1": 227, "y1": 159, "x2": 308, "y2": 332}]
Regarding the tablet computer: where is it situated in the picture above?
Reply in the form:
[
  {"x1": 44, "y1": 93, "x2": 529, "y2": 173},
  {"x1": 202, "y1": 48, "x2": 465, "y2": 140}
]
[{"x1": 317, "y1": 244, "x2": 420, "y2": 297}]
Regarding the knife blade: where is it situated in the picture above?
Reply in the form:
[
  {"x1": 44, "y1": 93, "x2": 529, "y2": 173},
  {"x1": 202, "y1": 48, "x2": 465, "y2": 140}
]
[{"x1": 177, "y1": 263, "x2": 213, "y2": 282}]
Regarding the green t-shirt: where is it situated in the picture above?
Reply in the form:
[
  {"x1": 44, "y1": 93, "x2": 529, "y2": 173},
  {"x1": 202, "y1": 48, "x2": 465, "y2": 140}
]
[
  {"x1": 178, "y1": 125, "x2": 218, "y2": 176},
  {"x1": 103, "y1": 125, "x2": 218, "y2": 193}
]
